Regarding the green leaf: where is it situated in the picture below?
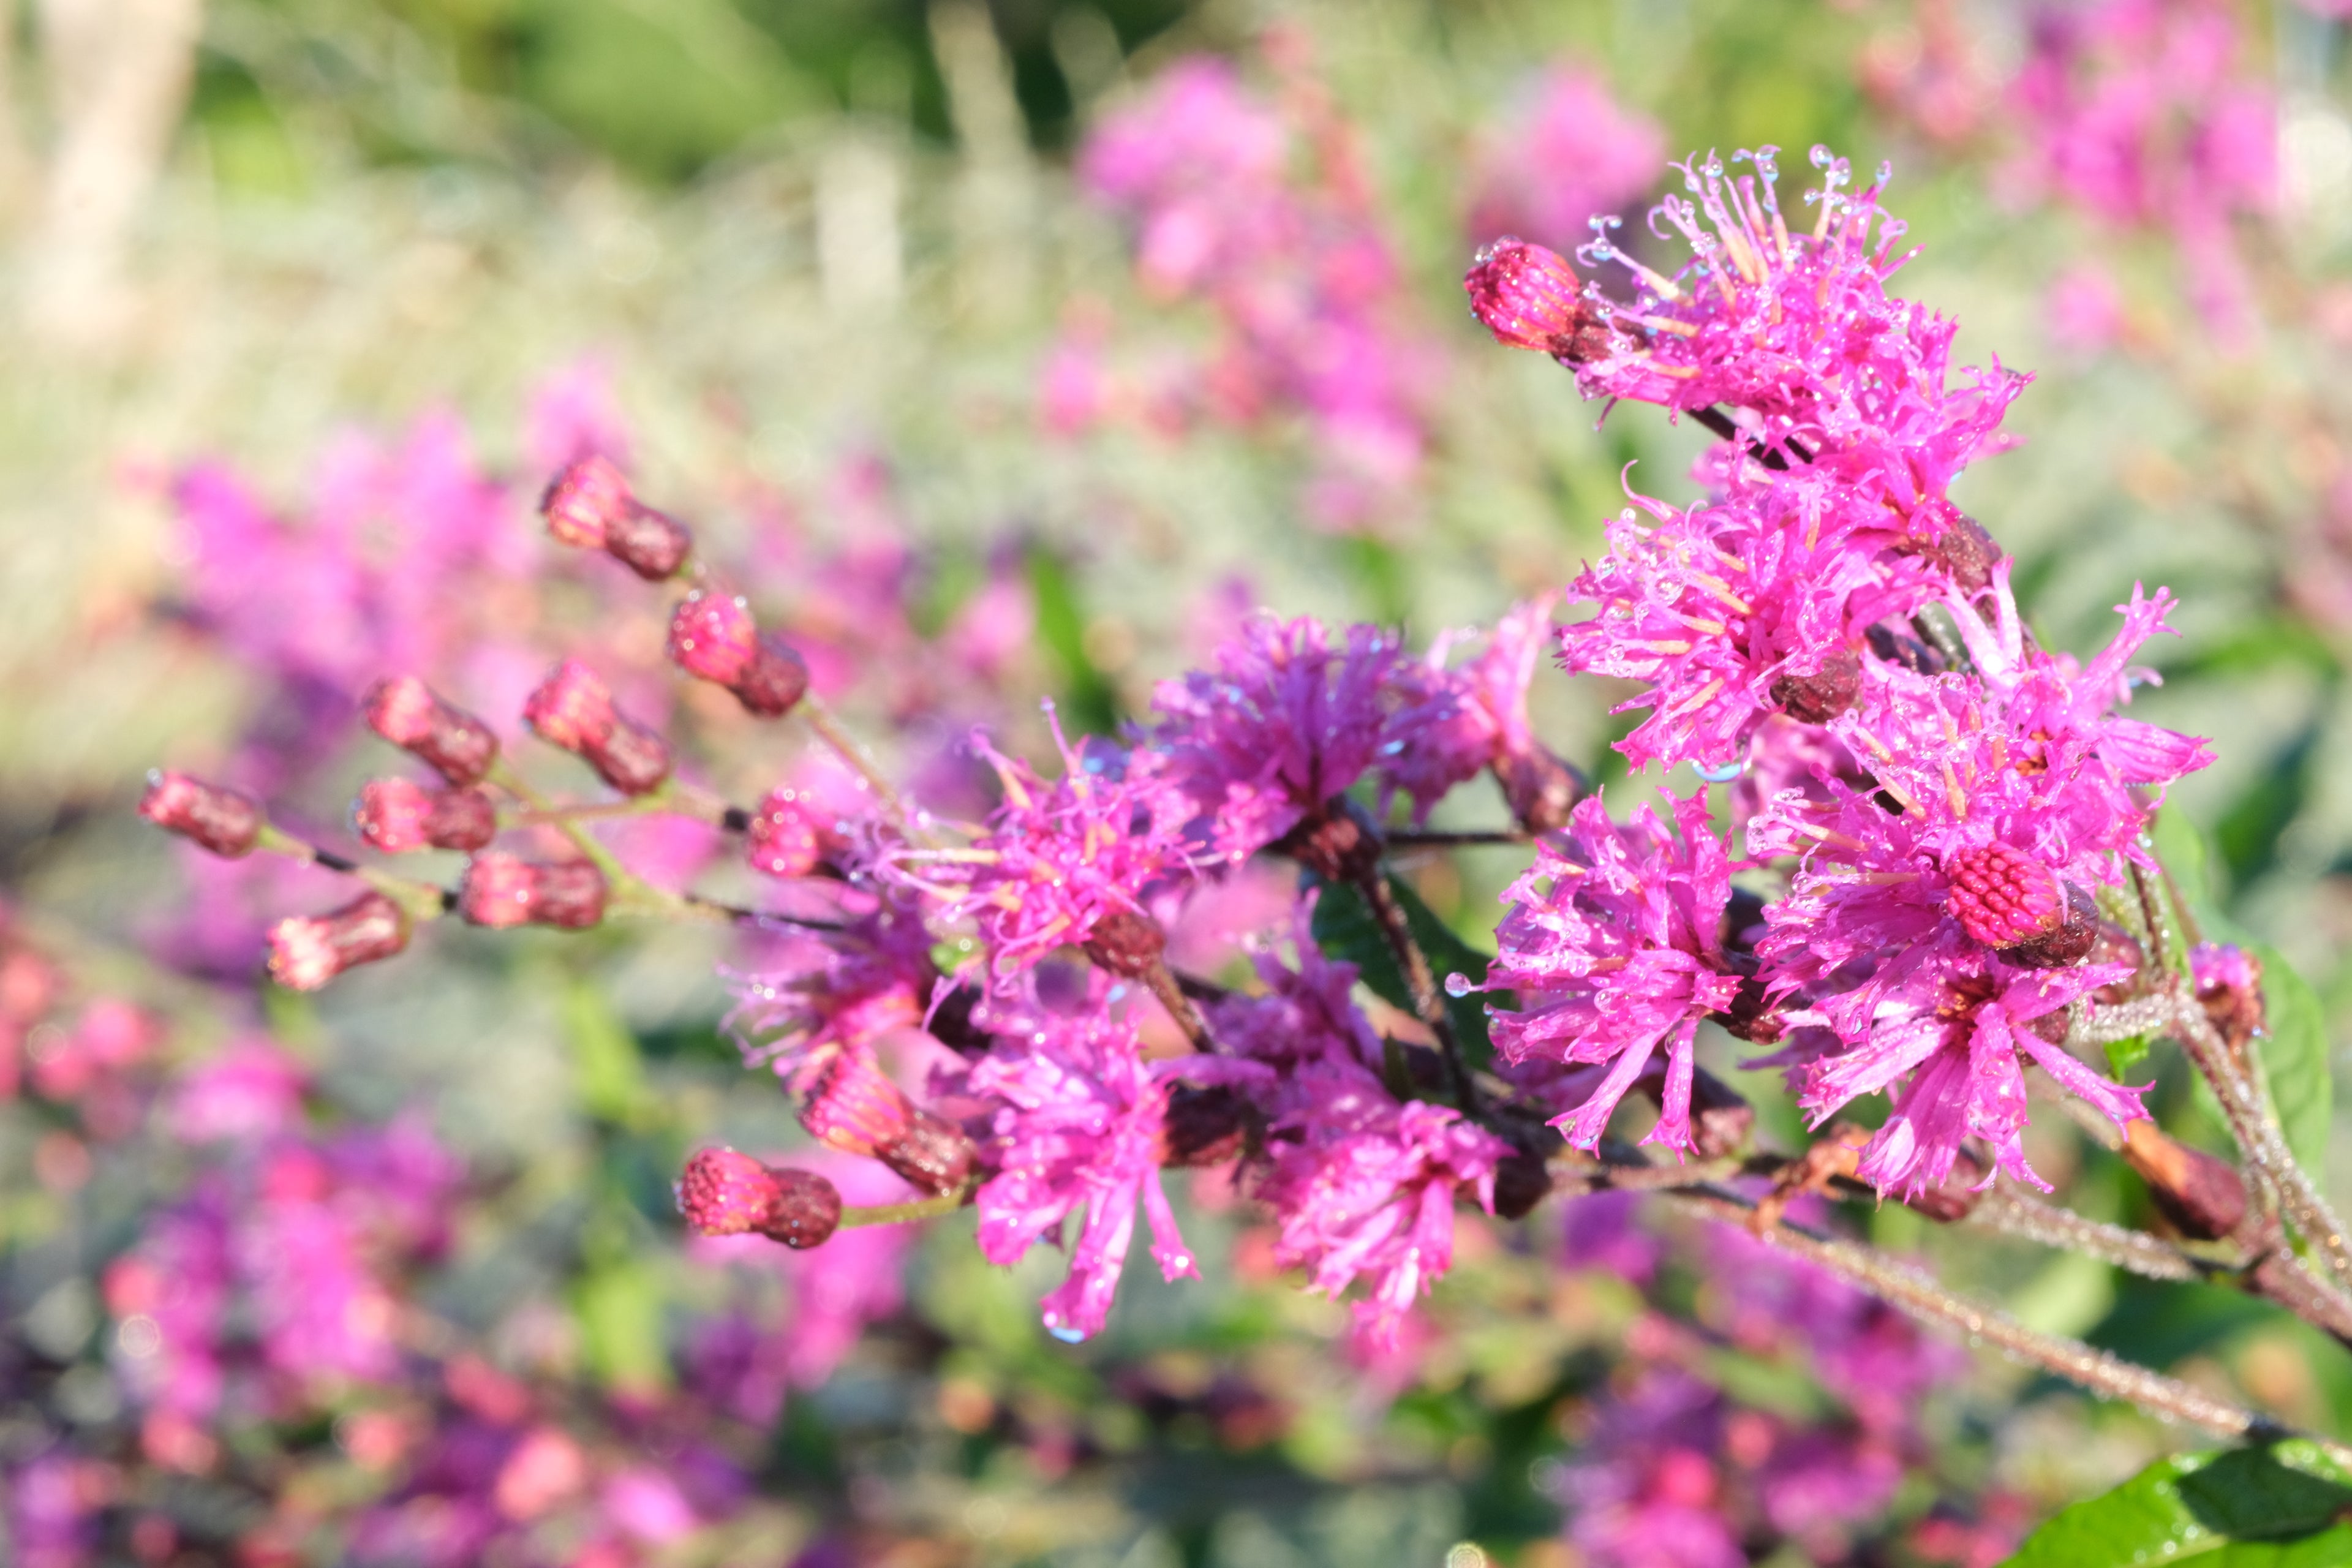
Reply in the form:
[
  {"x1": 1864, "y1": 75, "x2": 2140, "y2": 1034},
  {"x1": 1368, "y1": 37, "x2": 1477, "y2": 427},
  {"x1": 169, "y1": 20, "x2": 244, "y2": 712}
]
[
  {"x1": 2252, "y1": 943, "x2": 2334, "y2": 1178},
  {"x1": 2005, "y1": 1442, "x2": 2352, "y2": 1566},
  {"x1": 2105, "y1": 1034, "x2": 2152, "y2": 1078},
  {"x1": 1306, "y1": 875, "x2": 1412, "y2": 1014},
  {"x1": 1025, "y1": 545, "x2": 1121, "y2": 737},
  {"x1": 1383, "y1": 873, "x2": 1496, "y2": 1077}
]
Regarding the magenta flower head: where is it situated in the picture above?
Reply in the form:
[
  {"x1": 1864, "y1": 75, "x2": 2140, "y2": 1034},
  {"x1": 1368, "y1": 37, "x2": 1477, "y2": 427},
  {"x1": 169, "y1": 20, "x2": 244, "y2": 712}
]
[
  {"x1": 800, "y1": 1049, "x2": 976, "y2": 1197},
  {"x1": 363, "y1": 675, "x2": 499, "y2": 787},
  {"x1": 1150, "y1": 615, "x2": 1402, "y2": 862},
  {"x1": 541, "y1": 455, "x2": 690, "y2": 580},
  {"x1": 266, "y1": 892, "x2": 410, "y2": 990},
  {"x1": 354, "y1": 778, "x2": 497, "y2": 854},
  {"x1": 523, "y1": 658, "x2": 673, "y2": 796},
  {"x1": 666, "y1": 591, "x2": 810, "y2": 718},
  {"x1": 968, "y1": 997, "x2": 1272, "y2": 1343},
  {"x1": 676, "y1": 1147, "x2": 841, "y2": 1250},
  {"x1": 458, "y1": 853, "x2": 608, "y2": 930},
  {"x1": 1256, "y1": 1058, "x2": 1508, "y2": 1349},
  {"x1": 745, "y1": 787, "x2": 827, "y2": 878},
  {"x1": 140, "y1": 771, "x2": 262, "y2": 858},
  {"x1": 1463, "y1": 238, "x2": 1621, "y2": 362},
  {"x1": 894, "y1": 717, "x2": 1194, "y2": 984},
  {"x1": 1485, "y1": 791, "x2": 1743, "y2": 1150}
]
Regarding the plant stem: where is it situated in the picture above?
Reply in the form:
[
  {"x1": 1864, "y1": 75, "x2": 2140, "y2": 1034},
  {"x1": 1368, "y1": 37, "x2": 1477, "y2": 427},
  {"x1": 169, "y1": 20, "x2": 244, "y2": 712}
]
[
  {"x1": 253, "y1": 825, "x2": 448, "y2": 922},
  {"x1": 1385, "y1": 828, "x2": 1532, "y2": 848},
  {"x1": 1676, "y1": 1187, "x2": 2335, "y2": 1457},
  {"x1": 837, "y1": 1188, "x2": 972, "y2": 1229},
  {"x1": 1352, "y1": 864, "x2": 1476, "y2": 1110},
  {"x1": 798, "y1": 691, "x2": 927, "y2": 845},
  {"x1": 1964, "y1": 1188, "x2": 2208, "y2": 1283},
  {"x1": 2169, "y1": 983, "x2": 2352, "y2": 1291}
]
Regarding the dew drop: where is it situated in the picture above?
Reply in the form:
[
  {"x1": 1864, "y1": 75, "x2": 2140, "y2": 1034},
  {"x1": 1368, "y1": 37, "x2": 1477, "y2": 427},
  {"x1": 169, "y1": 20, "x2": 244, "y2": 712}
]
[
  {"x1": 1695, "y1": 760, "x2": 1744, "y2": 784},
  {"x1": 1444, "y1": 972, "x2": 1473, "y2": 998},
  {"x1": 1046, "y1": 1322, "x2": 1087, "y2": 1344}
]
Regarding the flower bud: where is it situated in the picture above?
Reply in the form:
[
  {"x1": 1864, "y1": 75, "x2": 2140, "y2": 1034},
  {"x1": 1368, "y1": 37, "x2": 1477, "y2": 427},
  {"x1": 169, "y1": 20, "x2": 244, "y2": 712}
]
[
  {"x1": 668, "y1": 592, "x2": 758, "y2": 686},
  {"x1": 676, "y1": 1147, "x2": 843, "y2": 1249},
  {"x1": 1944, "y1": 842, "x2": 2097, "y2": 964},
  {"x1": 800, "y1": 1050, "x2": 977, "y2": 1196},
  {"x1": 746, "y1": 788, "x2": 825, "y2": 878},
  {"x1": 541, "y1": 454, "x2": 633, "y2": 550},
  {"x1": 1463, "y1": 239, "x2": 1622, "y2": 362},
  {"x1": 458, "y1": 853, "x2": 608, "y2": 930},
  {"x1": 267, "y1": 892, "x2": 410, "y2": 990},
  {"x1": 1080, "y1": 908, "x2": 1166, "y2": 978},
  {"x1": 604, "y1": 503, "x2": 692, "y2": 581},
  {"x1": 1490, "y1": 1146, "x2": 1554, "y2": 1220},
  {"x1": 363, "y1": 677, "x2": 500, "y2": 787},
  {"x1": 355, "y1": 778, "x2": 497, "y2": 853},
  {"x1": 2191, "y1": 942, "x2": 2264, "y2": 1059},
  {"x1": 1493, "y1": 744, "x2": 1585, "y2": 835},
  {"x1": 2122, "y1": 1119, "x2": 2248, "y2": 1242},
  {"x1": 1768, "y1": 647, "x2": 1861, "y2": 725},
  {"x1": 731, "y1": 639, "x2": 810, "y2": 718},
  {"x1": 140, "y1": 771, "x2": 262, "y2": 858},
  {"x1": 524, "y1": 660, "x2": 672, "y2": 796},
  {"x1": 1158, "y1": 1082, "x2": 1251, "y2": 1169}
]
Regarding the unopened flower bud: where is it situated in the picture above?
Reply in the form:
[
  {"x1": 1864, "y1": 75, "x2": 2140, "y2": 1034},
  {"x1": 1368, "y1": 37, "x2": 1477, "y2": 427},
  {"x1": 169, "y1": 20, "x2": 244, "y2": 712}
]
[
  {"x1": 1081, "y1": 908, "x2": 1166, "y2": 978},
  {"x1": 604, "y1": 503, "x2": 691, "y2": 581},
  {"x1": 541, "y1": 454, "x2": 633, "y2": 550},
  {"x1": 458, "y1": 853, "x2": 608, "y2": 930},
  {"x1": 355, "y1": 778, "x2": 497, "y2": 853},
  {"x1": 746, "y1": 788, "x2": 825, "y2": 878},
  {"x1": 1490, "y1": 1146, "x2": 1554, "y2": 1220},
  {"x1": 524, "y1": 660, "x2": 672, "y2": 796},
  {"x1": 140, "y1": 771, "x2": 262, "y2": 858},
  {"x1": 1158, "y1": 1083, "x2": 1251, "y2": 1169},
  {"x1": 1769, "y1": 647, "x2": 1862, "y2": 725},
  {"x1": 1463, "y1": 239, "x2": 1623, "y2": 362},
  {"x1": 667, "y1": 591, "x2": 758, "y2": 686},
  {"x1": 801, "y1": 1051, "x2": 976, "y2": 1196},
  {"x1": 363, "y1": 676, "x2": 499, "y2": 787},
  {"x1": 731, "y1": 638, "x2": 810, "y2": 718},
  {"x1": 1493, "y1": 744, "x2": 1585, "y2": 835},
  {"x1": 1271, "y1": 803, "x2": 1382, "y2": 883},
  {"x1": 2122, "y1": 1119, "x2": 2248, "y2": 1242},
  {"x1": 267, "y1": 892, "x2": 409, "y2": 990},
  {"x1": 675, "y1": 1147, "x2": 842, "y2": 1249},
  {"x1": 2191, "y1": 942, "x2": 2264, "y2": 1060}
]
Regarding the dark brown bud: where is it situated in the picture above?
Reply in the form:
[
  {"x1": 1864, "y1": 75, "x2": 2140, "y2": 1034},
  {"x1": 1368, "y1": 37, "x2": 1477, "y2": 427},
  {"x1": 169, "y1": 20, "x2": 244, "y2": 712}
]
[
  {"x1": 1768, "y1": 647, "x2": 1862, "y2": 725},
  {"x1": 766, "y1": 1167, "x2": 845, "y2": 1248},
  {"x1": 2002, "y1": 883, "x2": 2101, "y2": 970},
  {"x1": 1714, "y1": 977, "x2": 1784, "y2": 1045},
  {"x1": 1917, "y1": 503, "x2": 2003, "y2": 595},
  {"x1": 924, "y1": 985, "x2": 992, "y2": 1055},
  {"x1": 1159, "y1": 1084, "x2": 1251, "y2": 1169},
  {"x1": 603, "y1": 505, "x2": 691, "y2": 581},
  {"x1": 2122, "y1": 1120, "x2": 2249, "y2": 1242},
  {"x1": 731, "y1": 639, "x2": 810, "y2": 719},
  {"x1": 1863, "y1": 622, "x2": 1945, "y2": 676},
  {"x1": 1903, "y1": 1146, "x2": 1989, "y2": 1223},
  {"x1": 1083, "y1": 908, "x2": 1168, "y2": 979},
  {"x1": 1491, "y1": 1147, "x2": 1554, "y2": 1220},
  {"x1": 2090, "y1": 922, "x2": 2150, "y2": 1005},
  {"x1": 140, "y1": 771, "x2": 262, "y2": 858},
  {"x1": 1272, "y1": 801, "x2": 1382, "y2": 883},
  {"x1": 1687, "y1": 1068, "x2": 1757, "y2": 1160},
  {"x1": 878, "y1": 1109, "x2": 978, "y2": 1197},
  {"x1": 1493, "y1": 744, "x2": 1586, "y2": 835}
]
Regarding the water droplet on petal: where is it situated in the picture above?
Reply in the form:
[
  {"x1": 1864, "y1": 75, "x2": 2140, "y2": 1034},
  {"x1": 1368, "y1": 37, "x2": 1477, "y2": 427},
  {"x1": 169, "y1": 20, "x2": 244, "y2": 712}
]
[
  {"x1": 1444, "y1": 972, "x2": 1473, "y2": 998},
  {"x1": 1047, "y1": 1323, "x2": 1087, "y2": 1344},
  {"x1": 1696, "y1": 761, "x2": 1745, "y2": 783}
]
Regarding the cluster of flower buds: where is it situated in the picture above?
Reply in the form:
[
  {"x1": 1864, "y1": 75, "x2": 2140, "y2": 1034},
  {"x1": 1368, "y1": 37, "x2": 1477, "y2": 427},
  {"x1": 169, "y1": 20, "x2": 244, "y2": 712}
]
[
  {"x1": 540, "y1": 454, "x2": 691, "y2": 579},
  {"x1": 523, "y1": 659, "x2": 672, "y2": 797},
  {"x1": 668, "y1": 590, "x2": 810, "y2": 718},
  {"x1": 676, "y1": 1147, "x2": 843, "y2": 1248}
]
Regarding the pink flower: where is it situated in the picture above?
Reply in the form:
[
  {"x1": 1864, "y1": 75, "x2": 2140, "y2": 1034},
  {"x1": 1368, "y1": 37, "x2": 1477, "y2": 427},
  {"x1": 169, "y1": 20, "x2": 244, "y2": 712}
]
[
  {"x1": 1466, "y1": 66, "x2": 1665, "y2": 253},
  {"x1": 1150, "y1": 615, "x2": 1401, "y2": 861},
  {"x1": 1254, "y1": 1058, "x2": 1506, "y2": 1348},
  {"x1": 168, "y1": 1039, "x2": 309, "y2": 1142},
  {"x1": 1376, "y1": 595, "x2": 1558, "y2": 822},
  {"x1": 725, "y1": 901, "x2": 936, "y2": 1085},
  {"x1": 1485, "y1": 791, "x2": 1741, "y2": 1152},
  {"x1": 1201, "y1": 891, "x2": 1384, "y2": 1072},
  {"x1": 968, "y1": 997, "x2": 1271, "y2": 1342}
]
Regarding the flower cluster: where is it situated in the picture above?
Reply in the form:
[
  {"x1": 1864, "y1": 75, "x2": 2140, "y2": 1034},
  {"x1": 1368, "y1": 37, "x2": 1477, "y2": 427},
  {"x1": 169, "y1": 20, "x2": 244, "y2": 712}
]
[{"x1": 1467, "y1": 147, "x2": 2211, "y2": 1194}]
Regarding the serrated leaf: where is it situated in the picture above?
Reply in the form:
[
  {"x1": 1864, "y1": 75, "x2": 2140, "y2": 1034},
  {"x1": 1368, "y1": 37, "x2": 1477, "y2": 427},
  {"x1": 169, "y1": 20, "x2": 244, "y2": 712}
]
[
  {"x1": 2004, "y1": 1442, "x2": 2352, "y2": 1566},
  {"x1": 2252, "y1": 943, "x2": 2334, "y2": 1178}
]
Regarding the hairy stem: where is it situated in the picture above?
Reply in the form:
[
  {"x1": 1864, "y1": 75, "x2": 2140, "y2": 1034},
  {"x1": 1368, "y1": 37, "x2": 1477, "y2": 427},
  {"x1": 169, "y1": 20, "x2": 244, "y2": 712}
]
[
  {"x1": 2169, "y1": 983, "x2": 2352, "y2": 1291},
  {"x1": 1677, "y1": 1187, "x2": 2334, "y2": 1457},
  {"x1": 837, "y1": 1187, "x2": 973, "y2": 1229},
  {"x1": 1964, "y1": 1188, "x2": 2208, "y2": 1283}
]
